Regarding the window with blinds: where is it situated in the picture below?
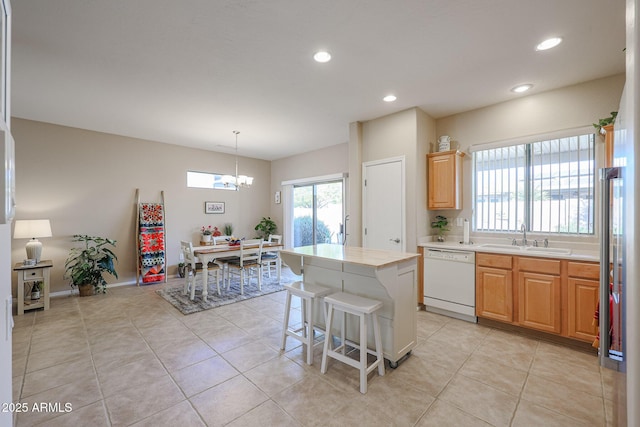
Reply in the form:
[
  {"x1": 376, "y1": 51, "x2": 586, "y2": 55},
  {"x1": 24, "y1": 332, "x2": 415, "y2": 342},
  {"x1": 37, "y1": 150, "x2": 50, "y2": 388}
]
[{"x1": 473, "y1": 132, "x2": 595, "y2": 235}]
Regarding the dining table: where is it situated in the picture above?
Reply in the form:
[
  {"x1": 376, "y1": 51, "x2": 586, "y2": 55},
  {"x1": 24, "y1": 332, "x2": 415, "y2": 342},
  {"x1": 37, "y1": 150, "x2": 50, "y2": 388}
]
[{"x1": 193, "y1": 241, "x2": 283, "y2": 301}]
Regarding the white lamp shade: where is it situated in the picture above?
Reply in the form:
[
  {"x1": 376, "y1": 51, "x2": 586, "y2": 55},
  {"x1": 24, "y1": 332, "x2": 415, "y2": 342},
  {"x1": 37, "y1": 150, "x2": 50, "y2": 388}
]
[{"x1": 14, "y1": 219, "x2": 52, "y2": 239}]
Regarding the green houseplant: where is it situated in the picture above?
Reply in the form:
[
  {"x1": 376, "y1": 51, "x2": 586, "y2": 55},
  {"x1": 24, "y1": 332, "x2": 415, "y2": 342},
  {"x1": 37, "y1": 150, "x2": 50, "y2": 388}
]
[
  {"x1": 593, "y1": 111, "x2": 618, "y2": 135},
  {"x1": 64, "y1": 235, "x2": 118, "y2": 296},
  {"x1": 223, "y1": 223, "x2": 234, "y2": 237},
  {"x1": 254, "y1": 216, "x2": 277, "y2": 240},
  {"x1": 431, "y1": 215, "x2": 449, "y2": 242}
]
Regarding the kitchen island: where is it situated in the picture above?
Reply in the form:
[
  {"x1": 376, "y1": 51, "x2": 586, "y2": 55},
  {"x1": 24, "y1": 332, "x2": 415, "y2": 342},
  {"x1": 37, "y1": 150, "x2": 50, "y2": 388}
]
[{"x1": 279, "y1": 244, "x2": 419, "y2": 366}]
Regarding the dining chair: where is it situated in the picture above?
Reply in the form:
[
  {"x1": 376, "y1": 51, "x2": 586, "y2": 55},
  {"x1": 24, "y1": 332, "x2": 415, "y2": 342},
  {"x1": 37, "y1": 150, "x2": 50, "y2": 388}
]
[
  {"x1": 261, "y1": 234, "x2": 282, "y2": 281},
  {"x1": 212, "y1": 235, "x2": 234, "y2": 283},
  {"x1": 225, "y1": 239, "x2": 264, "y2": 295},
  {"x1": 180, "y1": 240, "x2": 221, "y2": 299}
]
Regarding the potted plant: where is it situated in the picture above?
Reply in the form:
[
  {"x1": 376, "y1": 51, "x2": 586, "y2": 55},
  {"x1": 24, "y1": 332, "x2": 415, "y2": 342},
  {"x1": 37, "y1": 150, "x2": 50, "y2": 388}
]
[
  {"x1": 64, "y1": 234, "x2": 118, "y2": 296},
  {"x1": 31, "y1": 281, "x2": 42, "y2": 300},
  {"x1": 254, "y1": 216, "x2": 277, "y2": 240},
  {"x1": 201, "y1": 225, "x2": 213, "y2": 242},
  {"x1": 223, "y1": 223, "x2": 234, "y2": 237},
  {"x1": 593, "y1": 111, "x2": 618, "y2": 135},
  {"x1": 431, "y1": 215, "x2": 449, "y2": 242}
]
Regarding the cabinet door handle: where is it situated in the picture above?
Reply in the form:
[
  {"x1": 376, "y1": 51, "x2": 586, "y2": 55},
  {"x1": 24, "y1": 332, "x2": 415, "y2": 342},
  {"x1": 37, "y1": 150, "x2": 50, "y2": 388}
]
[{"x1": 389, "y1": 238, "x2": 400, "y2": 243}]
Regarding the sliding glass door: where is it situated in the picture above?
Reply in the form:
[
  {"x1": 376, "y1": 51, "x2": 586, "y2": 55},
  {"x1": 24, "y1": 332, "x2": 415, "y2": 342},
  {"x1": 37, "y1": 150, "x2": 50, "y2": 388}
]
[{"x1": 292, "y1": 180, "x2": 344, "y2": 247}]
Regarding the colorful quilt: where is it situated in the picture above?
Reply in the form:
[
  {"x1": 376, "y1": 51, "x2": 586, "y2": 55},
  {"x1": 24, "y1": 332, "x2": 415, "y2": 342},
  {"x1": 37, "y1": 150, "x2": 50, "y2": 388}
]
[{"x1": 139, "y1": 203, "x2": 165, "y2": 284}]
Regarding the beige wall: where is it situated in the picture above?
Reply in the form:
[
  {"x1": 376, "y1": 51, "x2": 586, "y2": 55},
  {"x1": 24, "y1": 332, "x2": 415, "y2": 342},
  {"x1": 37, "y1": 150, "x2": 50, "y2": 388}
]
[
  {"x1": 358, "y1": 107, "x2": 436, "y2": 252},
  {"x1": 434, "y1": 73, "x2": 625, "y2": 240},
  {"x1": 11, "y1": 118, "x2": 271, "y2": 294},
  {"x1": 11, "y1": 75, "x2": 624, "y2": 295},
  {"x1": 269, "y1": 142, "x2": 349, "y2": 238}
]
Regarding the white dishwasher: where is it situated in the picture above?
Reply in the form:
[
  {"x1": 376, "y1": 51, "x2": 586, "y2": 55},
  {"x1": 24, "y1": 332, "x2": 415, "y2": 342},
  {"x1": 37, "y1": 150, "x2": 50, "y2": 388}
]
[{"x1": 423, "y1": 248, "x2": 477, "y2": 323}]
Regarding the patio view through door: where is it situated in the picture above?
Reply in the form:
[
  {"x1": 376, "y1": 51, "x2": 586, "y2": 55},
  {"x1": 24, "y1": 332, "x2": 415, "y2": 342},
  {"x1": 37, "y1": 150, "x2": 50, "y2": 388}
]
[{"x1": 292, "y1": 180, "x2": 344, "y2": 247}]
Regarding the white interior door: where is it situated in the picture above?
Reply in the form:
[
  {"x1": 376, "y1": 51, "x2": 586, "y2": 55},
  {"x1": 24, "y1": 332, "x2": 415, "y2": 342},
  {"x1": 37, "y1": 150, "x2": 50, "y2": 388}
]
[{"x1": 362, "y1": 157, "x2": 405, "y2": 252}]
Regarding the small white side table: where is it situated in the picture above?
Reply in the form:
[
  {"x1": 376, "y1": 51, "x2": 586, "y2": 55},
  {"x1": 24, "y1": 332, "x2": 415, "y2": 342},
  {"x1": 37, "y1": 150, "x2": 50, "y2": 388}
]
[{"x1": 14, "y1": 260, "x2": 52, "y2": 315}]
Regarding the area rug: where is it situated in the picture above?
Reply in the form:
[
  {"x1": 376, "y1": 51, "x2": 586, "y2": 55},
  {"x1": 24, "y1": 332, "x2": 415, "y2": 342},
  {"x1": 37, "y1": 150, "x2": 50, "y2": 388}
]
[{"x1": 156, "y1": 268, "x2": 300, "y2": 315}]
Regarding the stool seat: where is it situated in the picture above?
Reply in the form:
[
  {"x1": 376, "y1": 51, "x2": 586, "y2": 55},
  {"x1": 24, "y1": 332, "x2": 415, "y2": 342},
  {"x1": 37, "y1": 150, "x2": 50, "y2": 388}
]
[
  {"x1": 284, "y1": 281, "x2": 334, "y2": 299},
  {"x1": 321, "y1": 291, "x2": 385, "y2": 394},
  {"x1": 324, "y1": 292, "x2": 383, "y2": 314},
  {"x1": 281, "y1": 281, "x2": 333, "y2": 365}
]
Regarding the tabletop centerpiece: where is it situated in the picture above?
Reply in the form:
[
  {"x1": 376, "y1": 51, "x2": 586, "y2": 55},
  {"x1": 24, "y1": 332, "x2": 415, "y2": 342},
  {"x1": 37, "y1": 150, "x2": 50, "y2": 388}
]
[
  {"x1": 201, "y1": 225, "x2": 213, "y2": 242},
  {"x1": 227, "y1": 236, "x2": 242, "y2": 246}
]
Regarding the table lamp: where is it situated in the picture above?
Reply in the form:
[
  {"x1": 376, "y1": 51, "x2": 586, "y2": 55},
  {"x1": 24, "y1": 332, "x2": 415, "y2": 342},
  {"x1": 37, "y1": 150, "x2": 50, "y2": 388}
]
[{"x1": 13, "y1": 219, "x2": 52, "y2": 263}]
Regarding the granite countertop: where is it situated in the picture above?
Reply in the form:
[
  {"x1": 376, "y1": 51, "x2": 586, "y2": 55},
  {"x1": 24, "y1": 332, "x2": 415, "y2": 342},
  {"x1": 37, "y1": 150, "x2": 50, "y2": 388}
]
[
  {"x1": 418, "y1": 240, "x2": 600, "y2": 262},
  {"x1": 281, "y1": 244, "x2": 420, "y2": 268}
]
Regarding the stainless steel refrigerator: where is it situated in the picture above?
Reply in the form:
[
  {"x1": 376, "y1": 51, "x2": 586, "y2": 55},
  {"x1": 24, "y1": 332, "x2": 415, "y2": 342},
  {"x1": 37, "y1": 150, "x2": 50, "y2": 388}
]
[{"x1": 599, "y1": 72, "x2": 640, "y2": 424}]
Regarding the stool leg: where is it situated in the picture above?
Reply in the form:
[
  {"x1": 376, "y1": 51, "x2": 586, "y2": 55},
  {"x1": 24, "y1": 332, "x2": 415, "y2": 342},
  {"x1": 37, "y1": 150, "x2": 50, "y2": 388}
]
[
  {"x1": 359, "y1": 312, "x2": 368, "y2": 394},
  {"x1": 306, "y1": 297, "x2": 314, "y2": 365},
  {"x1": 300, "y1": 295, "x2": 307, "y2": 340},
  {"x1": 320, "y1": 303, "x2": 334, "y2": 374},
  {"x1": 341, "y1": 312, "x2": 347, "y2": 355},
  {"x1": 281, "y1": 291, "x2": 292, "y2": 350},
  {"x1": 372, "y1": 312, "x2": 385, "y2": 376}
]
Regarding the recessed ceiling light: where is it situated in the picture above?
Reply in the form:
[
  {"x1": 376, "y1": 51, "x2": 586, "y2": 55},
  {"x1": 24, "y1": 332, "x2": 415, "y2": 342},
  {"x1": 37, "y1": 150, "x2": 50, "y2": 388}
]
[
  {"x1": 536, "y1": 37, "x2": 562, "y2": 51},
  {"x1": 313, "y1": 51, "x2": 331, "y2": 63},
  {"x1": 383, "y1": 95, "x2": 397, "y2": 102},
  {"x1": 511, "y1": 84, "x2": 533, "y2": 93}
]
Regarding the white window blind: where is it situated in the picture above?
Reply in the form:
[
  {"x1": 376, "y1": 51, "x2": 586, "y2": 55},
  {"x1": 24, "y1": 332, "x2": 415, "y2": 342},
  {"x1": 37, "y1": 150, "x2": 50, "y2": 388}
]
[{"x1": 473, "y1": 132, "x2": 595, "y2": 235}]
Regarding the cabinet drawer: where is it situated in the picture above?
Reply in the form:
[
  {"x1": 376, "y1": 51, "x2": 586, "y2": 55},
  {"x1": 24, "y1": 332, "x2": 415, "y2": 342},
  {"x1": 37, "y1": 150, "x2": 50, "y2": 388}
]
[
  {"x1": 567, "y1": 262, "x2": 600, "y2": 280},
  {"x1": 477, "y1": 253, "x2": 512, "y2": 269},
  {"x1": 518, "y1": 257, "x2": 560, "y2": 275},
  {"x1": 22, "y1": 268, "x2": 44, "y2": 281}
]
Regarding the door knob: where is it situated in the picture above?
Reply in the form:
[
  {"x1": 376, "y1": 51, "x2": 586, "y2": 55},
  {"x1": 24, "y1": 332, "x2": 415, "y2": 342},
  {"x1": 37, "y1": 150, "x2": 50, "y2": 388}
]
[{"x1": 389, "y1": 238, "x2": 400, "y2": 243}]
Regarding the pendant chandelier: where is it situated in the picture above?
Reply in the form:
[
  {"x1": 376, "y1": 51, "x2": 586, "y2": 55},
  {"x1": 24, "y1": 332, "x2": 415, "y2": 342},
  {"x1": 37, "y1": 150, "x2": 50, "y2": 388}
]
[{"x1": 221, "y1": 130, "x2": 253, "y2": 190}]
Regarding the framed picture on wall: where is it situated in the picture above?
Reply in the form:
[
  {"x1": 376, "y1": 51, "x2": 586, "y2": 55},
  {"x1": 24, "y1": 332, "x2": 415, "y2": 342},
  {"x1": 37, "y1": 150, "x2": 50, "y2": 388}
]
[{"x1": 205, "y1": 201, "x2": 225, "y2": 214}]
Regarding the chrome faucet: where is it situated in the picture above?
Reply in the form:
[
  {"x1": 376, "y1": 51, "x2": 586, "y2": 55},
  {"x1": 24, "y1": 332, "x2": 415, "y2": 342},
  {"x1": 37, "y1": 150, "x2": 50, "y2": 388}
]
[{"x1": 520, "y1": 224, "x2": 527, "y2": 246}]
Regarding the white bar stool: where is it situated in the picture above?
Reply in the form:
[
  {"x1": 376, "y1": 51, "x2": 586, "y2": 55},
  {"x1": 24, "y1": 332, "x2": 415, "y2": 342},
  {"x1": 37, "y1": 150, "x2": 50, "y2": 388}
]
[
  {"x1": 281, "y1": 281, "x2": 333, "y2": 365},
  {"x1": 320, "y1": 291, "x2": 385, "y2": 394}
]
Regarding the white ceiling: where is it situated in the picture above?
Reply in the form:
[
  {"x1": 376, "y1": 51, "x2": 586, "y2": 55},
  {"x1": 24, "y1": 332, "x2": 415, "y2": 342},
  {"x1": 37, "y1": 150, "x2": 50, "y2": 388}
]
[{"x1": 11, "y1": 0, "x2": 625, "y2": 161}]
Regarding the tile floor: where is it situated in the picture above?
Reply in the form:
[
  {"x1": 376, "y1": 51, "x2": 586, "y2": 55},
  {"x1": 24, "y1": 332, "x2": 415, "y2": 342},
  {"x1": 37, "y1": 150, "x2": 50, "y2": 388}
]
[{"x1": 11, "y1": 273, "x2": 625, "y2": 426}]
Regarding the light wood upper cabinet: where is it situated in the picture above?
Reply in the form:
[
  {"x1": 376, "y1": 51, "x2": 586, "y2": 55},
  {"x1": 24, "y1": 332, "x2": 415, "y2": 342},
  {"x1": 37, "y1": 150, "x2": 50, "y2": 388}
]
[
  {"x1": 603, "y1": 124, "x2": 614, "y2": 168},
  {"x1": 427, "y1": 150, "x2": 464, "y2": 210}
]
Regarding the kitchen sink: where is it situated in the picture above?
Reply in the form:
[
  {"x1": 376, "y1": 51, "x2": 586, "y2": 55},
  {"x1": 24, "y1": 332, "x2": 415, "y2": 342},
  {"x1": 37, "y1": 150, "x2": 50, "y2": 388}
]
[
  {"x1": 477, "y1": 243, "x2": 572, "y2": 255},
  {"x1": 478, "y1": 243, "x2": 522, "y2": 250},
  {"x1": 524, "y1": 246, "x2": 572, "y2": 255}
]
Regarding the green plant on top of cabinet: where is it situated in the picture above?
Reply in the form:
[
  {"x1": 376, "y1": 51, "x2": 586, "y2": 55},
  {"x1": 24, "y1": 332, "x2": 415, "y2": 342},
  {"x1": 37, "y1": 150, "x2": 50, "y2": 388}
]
[{"x1": 427, "y1": 150, "x2": 464, "y2": 210}]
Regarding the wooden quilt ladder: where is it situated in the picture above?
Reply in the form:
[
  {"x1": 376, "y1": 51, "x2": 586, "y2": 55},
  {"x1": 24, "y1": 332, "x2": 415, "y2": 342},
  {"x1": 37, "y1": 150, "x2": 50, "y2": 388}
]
[{"x1": 136, "y1": 189, "x2": 167, "y2": 285}]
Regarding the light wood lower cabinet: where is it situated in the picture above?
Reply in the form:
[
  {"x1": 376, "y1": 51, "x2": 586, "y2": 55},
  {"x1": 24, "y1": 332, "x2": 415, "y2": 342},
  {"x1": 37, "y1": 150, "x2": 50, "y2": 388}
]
[
  {"x1": 518, "y1": 271, "x2": 561, "y2": 333},
  {"x1": 477, "y1": 266, "x2": 513, "y2": 322},
  {"x1": 476, "y1": 253, "x2": 513, "y2": 323},
  {"x1": 476, "y1": 254, "x2": 599, "y2": 342},
  {"x1": 567, "y1": 261, "x2": 600, "y2": 342}
]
